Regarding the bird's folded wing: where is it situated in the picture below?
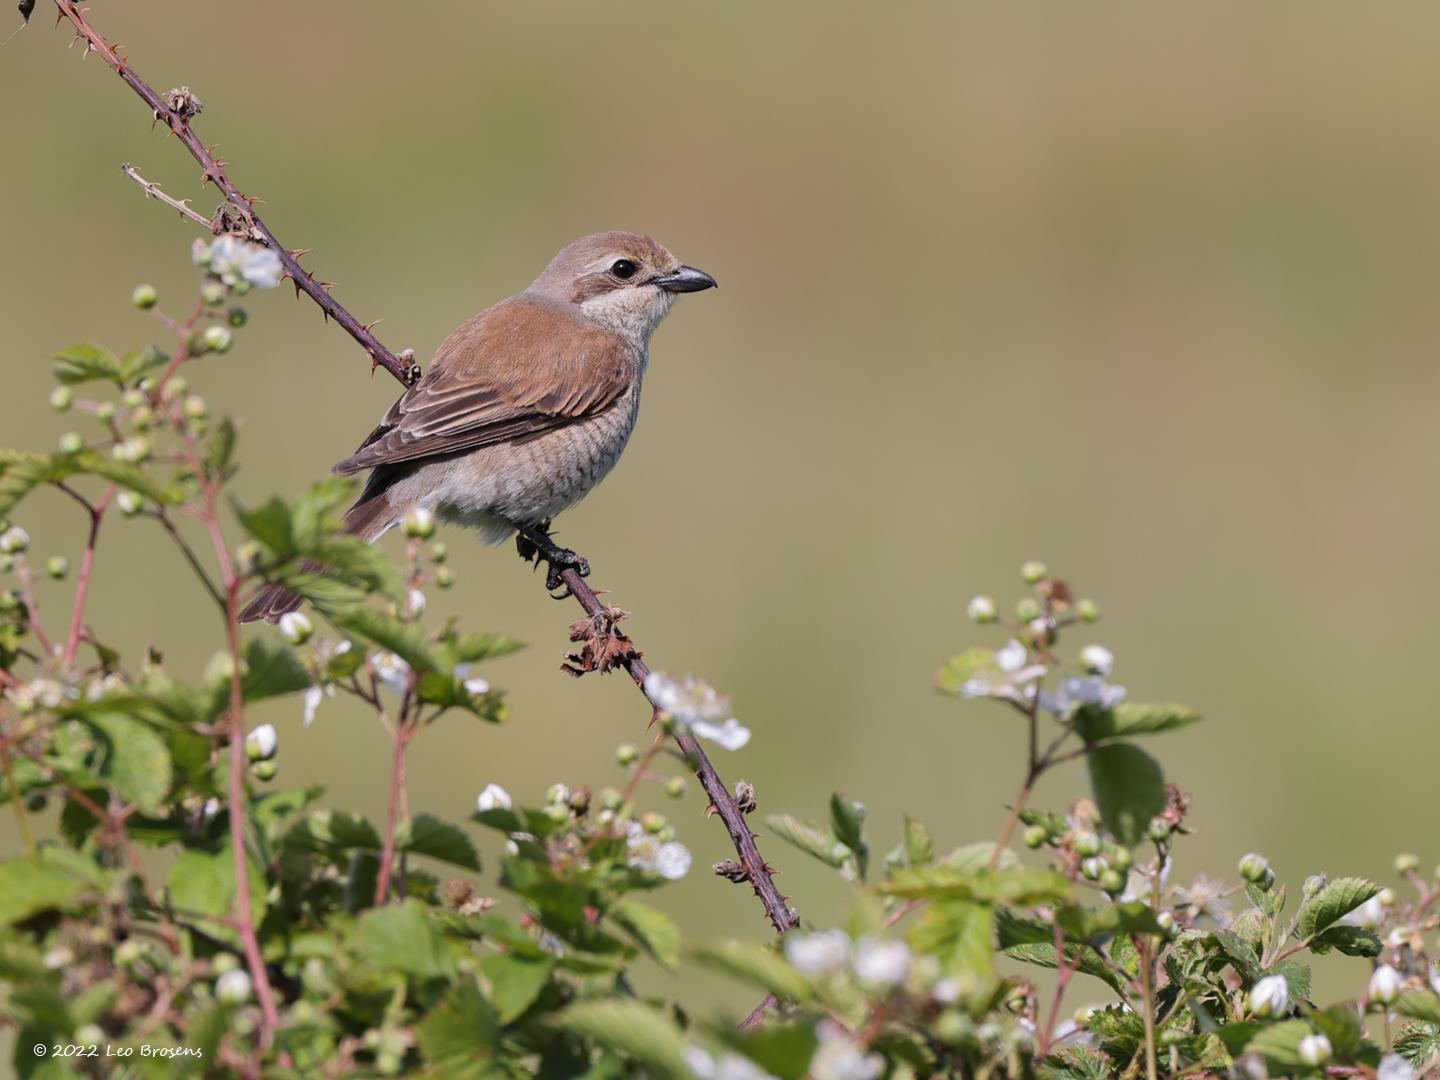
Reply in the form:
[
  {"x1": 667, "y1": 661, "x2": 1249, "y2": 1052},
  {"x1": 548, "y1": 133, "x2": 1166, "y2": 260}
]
[{"x1": 333, "y1": 298, "x2": 634, "y2": 475}]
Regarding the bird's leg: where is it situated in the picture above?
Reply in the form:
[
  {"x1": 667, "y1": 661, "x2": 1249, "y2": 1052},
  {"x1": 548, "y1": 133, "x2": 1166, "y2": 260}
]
[{"x1": 514, "y1": 521, "x2": 590, "y2": 596}]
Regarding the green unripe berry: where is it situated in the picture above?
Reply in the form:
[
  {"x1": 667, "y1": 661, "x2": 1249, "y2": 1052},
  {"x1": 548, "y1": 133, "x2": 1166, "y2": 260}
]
[
  {"x1": 0, "y1": 554, "x2": 12, "y2": 573},
  {"x1": 1395, "y1": 853, "x2": 1420, "y2": 874},
  {"x1": 435, "y1": 567, "x2": 456, "y2": 589},
  {"x1": 227, "y1": 307, "x2": 249, "y2": 327},
  {"x1": 1099, "y1": 868, "x2": 1125, "y2": 894},
  {"x1": 641, "y1": 811, "x2": 666, "y2": 834},
  {"x1": 1255, "y1": 867, "x2": 1275, "y2": 892},
  {"x1": 130, "y1": 405, "x2": 153, "y2": 430},
  {"x1": 402, "y1": 507, "x2": 435, "y2": 539},
  {"x1": 200, "y1": 280, "x2": 226, "y2": 307},
  {"x1": 546, "y1": 783, "x2": 570, "y2": 805},
  {"x1": 202, "y1": 325, "x2": 233, "y2": 353},
  {"x1": 429, "y1": 542, "x2": 448, "y2": 563},
  {"x1": 45, "y1": 556, "x2": 69, "y2": 580},
  {"x1": 116, "y1": 491, "x2": 143, "y2": 517},
  {"x1": 1081, "y1": 856, "x2": 1106, "y2": 881},
  {"x1": 1076, "y1": 598, "x2": 1101, "y2": 622},
  {"x1": 1073, "y1": 830, "x2": 1101, "y2": 857},
  {"x1": 250, "y1": 759, "x2": 278, "y2": 782},
  {"x1": 1108, "y1": 846, "x2": 1133, "y2": 871},
  {"x1": 58, "y1": 432, "x2": 83, "y2": 455},
  {"x1": 211, "y1": 952, "x2": 240, "y2": 974},
  {"x1": 95, "y1": 401, "x2": 118, "y2": 424},
  {"x1": 121, "y1": 389, "x2": 145, "y2": 408},
  {"x1": 1238, "y1": 852, "x2": 1270, "y2": 883},
  {"x1": 615, "y1": 743, "x2": 639, "y2": 766},
  {"x1": 1021, "y1": 560, "x2": 1048, "y2": 584},
  {"x1": 1147, "y1": 818, "x2": 1172, "y2": 842},
  {"x1": 0, "y1": 591, "x2": 21, "y2": 615},
  {"x1": 49, "y1": 386, "x2": 72, "y2": 412},
  {"x1": 665, "y1": 776, "x2": 686, "y2": 798},
  {"x1": 163, "y1": 376, "x2": 189, "y2": 399},
  {"x1": 1015, "y1": 597, "x2": 1042, "y2": 622},
  {"x1": 232, "y1": 279, "x2": 251, "y2": 296},
  {"x1": 132, "y1": 283, "x2": 158, "y2": 309},
  {"x1": 1023, "y1": 824, "x2": 1048, "y2": 849},
  {"x1": 597, "y1": 787, "x2": 623, "y2": 812},
  {"x1": 183, "y1": 395, "x2": 208, "y2": 420}
]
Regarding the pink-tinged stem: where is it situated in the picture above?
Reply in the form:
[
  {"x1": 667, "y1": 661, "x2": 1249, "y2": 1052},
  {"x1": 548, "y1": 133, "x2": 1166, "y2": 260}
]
[{"x1": 63, "y1": 484, "x2": 113, "y2": 667}]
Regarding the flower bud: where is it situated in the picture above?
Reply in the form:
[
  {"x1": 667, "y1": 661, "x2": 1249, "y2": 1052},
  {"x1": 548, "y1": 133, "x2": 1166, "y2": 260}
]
[
  {"x1": 966, "y1": 595, "x2": 997, "y2": 623},
  {"x1": 1015, "y1": 597, "x2": 1042, "y2": 622},
  {"x1": 116, "y1": 491, "x2": 143, "y2": 517},
  {"x1": 215, "y1": 968, "x2": 252, "y2": 1004},
  {"x1": 642, "y1": 811, "x2": 667, "y2": 835},
  {"x1": 132, "y1": 283, "x2": 159, "y2": 309},
  {"x1": 121, "y1": 389, "x2": 145, "y2": 408},
  {"x1": 1021, "y1": 560, "x2": 1048, "y2": 584},
  {"x1": 1023, "y1": 824, "x2": 1048, "y2": 849},
  {"x1": 111, "y1": 436, "x2": 152, "y2": 463},
  {"x1": 162, "y1": 376, "x2": 188, "y2": 399},
  {"x1": 403, "y1": 507, "x2": 436, "y2": 539},
  {"x1": 95, "y1": 401, "x2": 118, "y2": 424},
  {"x1": 250, "y1": 759, "x2": 278, "y2": 782},
  {"x1": 1108, "y1": 846, "x2": 1133, "y2": 871},
  {"x1": 58, "y1": 432, "x2": 83, "y2": 455},
  {"x1": 1081, "y1": 856, "x2": 1107, "y2": 881},
  {"x1": 183, "y1": 395, "x2": 208, "y2": 420},
  {"x1": 475, "y1": 783, "x2": 511, "y2": 813},
  {"x1": 1099, "y1": 869, "x2": 1125, "y2": 894},
  {"x1": 1156, "y1": 911, "x2": 1177, "y2": 937},
  {"x1": 1395, "y1": 853, "x2": 1420, "y2": 874},
  {"x1": 597, "y1": 786, "x2": 623, "y2": 812},
  {"x1": 227, "y1": 306, "x2": 248, "y2": 327},
  {"x1": 1369, "y1": 964, "x2": 1403, "y2": 1005},
  {"x1": 665, "y1": 776, "x2": 687, "y2": 798},
  {"x1": 45, "y1": 556, "x2": 68, "y2": 580},
  {"x1": 0, "y1": 589, "x2": 21, "y2": 614},
  {"x1": 1147, "y1": 818, "x2": 1172, "y2": 842},
  {"x1": 202, "y1": 325, "x2": 233, "y2": 353},
  {"x1": 0, "y1": 554, "x2": 11, "y2": 573},
  {"x1": 1249, "y1": 974, "x2": 1289, "y2": 1017},
  {"x1": 235, "y1": 542, "x2": 261, "y2": 574},
  {"x1": 1378, "y1": 887, "x2": 1397, "y2": 908},
  {"x1": 429, "y1": 541, "x2": 448, "y2": 563},
  {"x1": 278, "y1": 611, "x2": 313, "y2": 645},
  {"x1": 245, "y1": 723, "x2": 278, "y2": 761},
  {"x1": 130, "y1": 404, "x2": 154, "y2": 431},
  {"x1": 49, "y1": 386, "x2": 72, "y2": 412},
  {"x1": 1302, "y1": 874, "x2": 1327, "y2": 898},
  {"x1": 615, "y1": 743, "x2": 639, "y2": 766},
  {"x1": 542, "y1": 802, "x2": 569, "y2": 823},
  {"x1": 1238, "y1": 853, "x2": 1270, "y2": 883},
  {"x1": 1076, "y1": 598, "x2": 1100, "y2": 622},
  {"x1": 435, "y1": 567, "x2": 456, "y2": 589},
  {"x1": 1255, "y1": 867, "x2": 1276, "y2": 892},
  {"x1": 0, "y1": 526, "x2": 30, "y2": 554},
  {"x1": 1073, "y1": 830, "x2": 1102, "y2": 857},
  {"x1": 546, "y1": 782, "x2": 570, "y2": 806},
  {"x1": 200, "y1": 280, "x2": 227, "y2": 307},
  {"x1": 1079, "y1": 644, "x2": 1114, "y2": 677}
]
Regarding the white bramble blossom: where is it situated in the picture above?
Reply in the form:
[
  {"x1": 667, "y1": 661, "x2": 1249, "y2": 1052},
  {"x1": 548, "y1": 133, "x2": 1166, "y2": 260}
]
[
  {"x1": 1039, "y1": 676, "x2": 1127, "y2": 718},
  {"x1": 809, "y1": 1021, "x2": 883, "y2": 1080},
  {"x1": 1378, "y1": 1054, "x2": 1418, "y2": 1080},
  {"x1": 407, "y1": 589, "x2": 427, "y2": 616},
  {"x1": 1078, "y1": 644, "x2": 1114, "y2": 677},
  {"x1": 194, "y1": 235, "x2": 283, "y2": 289},
  {"x1": 278, "y1": 611, "x2": 312, "y2": 645},
  {"x1": 1341, "y1": 896, "x2": 1385, "y2": 930},
  {"x1": 453, "y1": 663, "x2": 490, "y2": 696},
  {"x1": 956, "y1": 639, "x2": 1047, "y2": 703},
  {"x1": 1298, "y1": 1034, "x2": 1332, "y2": 1066},
  {"x1": 303, "y1": 683, "x2": 335, "y2": 727},
  {"x1": 852, "y1": 937, "x2": 911, "y2": 988},
  {"x1": 215, "y1": 968, "x2": 253, "y2": 1004},
  {"x1": 476, "y1": 784, "x2": 512, "y2": 813},
  {"x1": 0, "y1": 525, "x2": 29, "y2": 554},
  {"x1": 1249, "y1": 974, "x2": 1289, "y2": 1017},
  {"x1": 783, "y1": 929, "x2": 851, "y2": 977},
  {"x1": 626, "y1": 821, "x2": 692, "y2": 880},
  {"x1": 644, "y1": 672, "x2": 751, "y2": 750},
  {"x1": 1369, "y1": 964, "x2": 1403, "y2": 1004},
  {"x1": 966, "y1": 595, "x2": 996, "y2": 622},
  {"x1": 372, "y1": 652, "x2": 410, "y2": 695},
  {"x1": 244, "y1": 723, "x2": 278, "y2": 761}
]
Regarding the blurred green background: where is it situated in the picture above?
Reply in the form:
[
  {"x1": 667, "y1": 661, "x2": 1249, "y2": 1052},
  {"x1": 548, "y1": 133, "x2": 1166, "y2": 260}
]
[{"x1": 3, "y1": 1, "x2": 1438, "y2": 1020}]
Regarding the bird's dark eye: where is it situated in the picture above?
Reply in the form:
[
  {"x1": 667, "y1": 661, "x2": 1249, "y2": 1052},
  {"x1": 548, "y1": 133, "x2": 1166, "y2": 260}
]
[{"x1": 610, "y1": 259, "x2": 638, "y2": 280}]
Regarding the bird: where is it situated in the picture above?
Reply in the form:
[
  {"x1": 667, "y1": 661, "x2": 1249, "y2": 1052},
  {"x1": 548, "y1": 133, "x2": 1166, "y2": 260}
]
[{"x1": 238, "y1": 230, "x2": 716, "y2": 623}]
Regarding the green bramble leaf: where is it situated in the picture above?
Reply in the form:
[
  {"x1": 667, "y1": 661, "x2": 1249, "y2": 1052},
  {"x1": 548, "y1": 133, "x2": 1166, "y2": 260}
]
[
  {"x1": 1244, "y1": 1018, "x2": 1313, "y2": 1070},
  {"x1": 52, "y1": 343, "x2": 123, "y2": 385},
  {"x1": 1394, "y1": 990, "x2": 1440, "y2": 1025},
  {"x1": 704, "y1": 1019, "x2": 821, "y2": 1080},
  {"x1": 764, "y1": 813, "x2": 847, "y2": 868},
  {"x1": 289, "y1": 476, "x2": 355, "y2": 543},
  {"x1": 1310, "y1": 924, "x2": 1382, "y2": 957},
  {"x1": 479, "y1": 951, "x2": 552, "y2": 1024},
  {"x1": 355, "y1": 899, "x2": 456, "y2": 982},
  {"x1": 935, "y1": 647, "x2": 995, "y2": 695},
  {"x1": 85, "y1": 714, "x2": 172, "y2": 814},
  {"x1": 608, "y1": 898, "x2": 681, "y2": 968},
  {"x1": 415, "y1": 977, "x2": 501, "y2": 1075},
  {"x1": 1056, "y1": 901, "x2": 1165, "y2": 939},
  {"x1": 1296, "y1": 877, "x2": 1378, "y2": 940},
  {"x1": 234, "y1": 495, "x2": 295, "y2": 554},
  {"x1": 829, "y1": 793, "x2": 868, "y2": 878},
  {"x1": 902, "y1": 815, "x2": 933, "y2": 866},
  {"x1": 0, "y1": 858, "x2": 86, "y2": 926},
  {"x1": 334, "y1": 607, "x2": 441, "y2": 675},
  {"x1": 439, "y1": 632, "x2": 525, "y2": 665},
  {"x1": 1265, "y1": 958, "x2": 1312, "y2": 1005},
  {"x1": 1086, "y1": 741, "x2": 1166, "y2": 847},
  {"x1": 1043, "y1": 1046, "x2": 1114, "y2": 1080},
  {"x1": 881, "y1": 864, "x2": 1070, "y2": 905},
  {"x1": 397, "y1": 814, "x2": 480, "y2": 871},
  {"x1": 119, "y1": 345, "x2": 168, "y2": 383},
  {"x1": 690, "y1": 942, "x2": 813, "y2": 1003},
  {"x1": 910, "y1": 898, "x2": 994, "y2": 991},
  {"x1": 165, "y1": 849, "x2": 266, "y2": 941},
  {"x1": 555, "y1": 1000, "x2": 692, "y2": 1080},
  {"x1": 1074, "y1": 702, "x2": 1201, "y2": 742},
  {"x1": 1311, "y1": 1003, "x2": 1364, "y2": 1056},
  {"x1": 1394, "y1": 1022, "x2": 1440, "y2": 1067}
]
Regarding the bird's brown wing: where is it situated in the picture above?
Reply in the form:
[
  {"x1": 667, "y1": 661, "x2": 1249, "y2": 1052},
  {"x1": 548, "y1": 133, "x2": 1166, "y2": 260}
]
[{"x1": 334, "y1": 297, "x2": 635, "y2": 475}]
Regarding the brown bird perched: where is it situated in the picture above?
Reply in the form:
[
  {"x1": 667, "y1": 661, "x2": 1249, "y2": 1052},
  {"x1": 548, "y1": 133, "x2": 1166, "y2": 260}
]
[{"x1": 239, "y1": 231, "x2": 716, "y2": 623}]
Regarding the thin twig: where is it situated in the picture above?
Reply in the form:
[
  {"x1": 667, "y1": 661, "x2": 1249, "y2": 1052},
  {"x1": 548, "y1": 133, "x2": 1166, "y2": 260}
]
[
  {"x1": 63, "y1": 483, "x2": 113, "y2": 666},
  {"x1": 50, "y1": 0, "x2": 419, "y2": 387},
  {"x1": 122, "y1": 163, "x2": 213, "y2": 229}
]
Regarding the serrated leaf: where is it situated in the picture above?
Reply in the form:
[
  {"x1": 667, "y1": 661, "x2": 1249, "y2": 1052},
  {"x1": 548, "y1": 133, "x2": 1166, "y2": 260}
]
[
  {"x1": 764, "y1": 813, "x2": 847, "y2": 868},
  {"x1": 440, "y1": 633, "x2": 525, "y2": 665},
  {"x1": 355, "y1": 899, "x2": 455, "y2": 982},
  {"x1": 690, "y1": 942, "x2": 813, "y2": 1002},
  {"x1": 165, "y1": 849, "x2": 266, "y2": 938},
  {"x1": 1312, "y1": 1004, "x2": 1364, "y2": 1055},
  {"x1": 609, "y1": 899, "x2": 681, "y2": 967},
  {"x1": 1075, "y1": 702, "x2": 1201, "y2": 741},
  {"x1": 1043, "y1": 1046, "x2": 1114, "y2": 1080},
  {"x1": 556, "y1": 1001, "x2": 691, "y2": 1080},
  {"x1": 334, "y1": 607, "x2": 440, "y2": 675},
  {"x1": 829, "y1": 793, "x2": 867, "y2": 878},
  {"x1": 0, "y1": 859, "x2": 86, "y2": 925},
  {"x1": 1394, "y1": 991, "x2": 1440, "y2": 1025},
  {"x1": 1264, "y1": 958, "x2": 1311, "y2": 1006},
  {"x1": 935, "y1": 647, "x2": 995, "y2": 695},
  {"x1": 119, "y1": 345, "x2": 168, "y2": 383},
  {"x1": 902, "y1": 815, "x2": 933, "y2": 866},
  {"x1": 416, "y1": 977, "x2": 500, "y2": 1076},
  {"x1": 706, "y1": 1019, "x2": 821, "y2": 1080},
  {"x1": 1296, "y1": 877, "x2": 1378, "y2": 941},
  {"x1": 480, "y1": 951, "x2": 552, "y2": 1024},
  {"x1": 1310, "y1": 925, "x2": 1382, "y2": 957},
  {"x1": 1245, "y1": 1018, "x2": 1312, "y2": 1069},
  {"x1": 1393, "y1": 1022, "x2": 1440, "y2": 1067},
  {"x1": 52, "y1": 343, "x2": 122, "y2": 385},
  {"x1": 910, "y1": 898, "x2": 994, "y2": 996},
  {"x1": 85, "y1": 714, "x2": 172, "y2": 814},
  {"x1": 1057, "y1": 901, "x2": 1165, "y2": 939},
  {"x1": 0, "y1": 450, "x2": 59, "y2": 518},
  {"x1": 1086, "y1": 742, "x2": 1165, "y2": 847},
  {"x1": 235, "y1": 496, "x2": 295, "y2": 554},
  {"x1": 881, "y1": 864, "x2": 1071, "y2": 905},
  {"x1": 399, "y1": 814, "x2": 480, "y2": 870}
]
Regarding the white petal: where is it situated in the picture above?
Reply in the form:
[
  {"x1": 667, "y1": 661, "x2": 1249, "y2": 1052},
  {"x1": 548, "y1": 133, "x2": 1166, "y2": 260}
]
[{"x1": 690, "y1": 717, "x2": 751, "y2": 751}]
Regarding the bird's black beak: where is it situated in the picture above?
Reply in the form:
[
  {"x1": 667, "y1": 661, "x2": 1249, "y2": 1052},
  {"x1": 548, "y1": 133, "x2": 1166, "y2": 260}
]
[{"x1": 651, "y1": 265, "x2": 717, "y2": 293}]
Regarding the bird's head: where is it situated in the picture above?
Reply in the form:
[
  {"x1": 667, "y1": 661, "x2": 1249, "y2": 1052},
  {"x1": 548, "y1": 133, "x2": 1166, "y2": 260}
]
[{"x1": 529, "y1": 231, "x2": 716, "y2": 343}]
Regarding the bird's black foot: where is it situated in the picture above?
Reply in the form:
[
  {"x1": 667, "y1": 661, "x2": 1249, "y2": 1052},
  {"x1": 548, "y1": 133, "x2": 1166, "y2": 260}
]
[{"x1": 515, "y1": 523, "x2": 590, "y2": 597}]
